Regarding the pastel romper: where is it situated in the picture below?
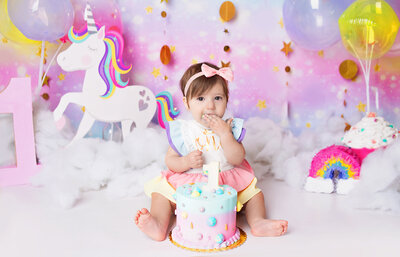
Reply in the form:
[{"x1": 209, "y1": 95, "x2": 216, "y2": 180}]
[{"x1": 144, "y1": 118, "x2": 261, "y2": 211}]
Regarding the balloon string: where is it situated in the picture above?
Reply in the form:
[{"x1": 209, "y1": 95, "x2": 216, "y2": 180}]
[
  {"x1": 41, "y1": 42, "x2": 64, "y2": 86},
  {"x1": 35, "y1": 40, "x2": 46, "y2": 100},
  {"x1": 366, "y1": 44, "x2": 374, "y2": 113},
  {"x1": 365, "y1": 30, "x2": 368, "y2": 113},
  {"x1": 346, "y1": 39, "x2": 370, "y2": 113}
]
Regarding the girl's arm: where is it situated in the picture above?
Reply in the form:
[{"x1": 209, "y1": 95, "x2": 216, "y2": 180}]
[
  {"x1": 165, "y1": 147, "x2": 204, "y2": 173},
  {"x1": 203, "y1": 115, "x2": 245, "y2": 166},
  {"x1": 219, "y1": 131, "x2": 245, "y2": 166}
]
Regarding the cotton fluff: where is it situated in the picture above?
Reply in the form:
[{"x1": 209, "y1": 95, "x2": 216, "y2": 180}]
[
  {"x1": 349, "y1": 140, "x2": 400, "y2": 212},
  {"x1": 1, "y1": 100, "x2": 398, "y2": 212},
  {"x1": 30, "y1": 100, "x2": 168, "y2": 208}
]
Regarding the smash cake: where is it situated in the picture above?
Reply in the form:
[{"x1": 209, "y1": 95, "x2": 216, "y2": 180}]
[
  {"x1": 305, "y1": 113, "x2": 399, "y2": 194},
  {"x1": 170, "y1": 162, "x2": 246, "y2": 252}
]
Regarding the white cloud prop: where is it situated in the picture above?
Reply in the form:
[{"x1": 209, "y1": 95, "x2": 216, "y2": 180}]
[{"x1": 1, "y1": 101, "x2": 398, "y2": 212}]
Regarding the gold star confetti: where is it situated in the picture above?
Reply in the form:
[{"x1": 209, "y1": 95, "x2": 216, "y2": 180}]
[
  {"x1": 210, "y1": 54, "x2": 215, "y2": 60},
  {"x1": 281, "y1": 41, "x2": 293, "y2": 56},
  {"x1": 170, "y1": 46, "x2": 175, "y2": 53},
  {"x1": 374, "y1": 64, "x2": 381, "y2": 72},
  {"x1": 318, "y1": 50, "x2": 324, "y2": 57},
  {"x1": 81, "y1": 106, "x2": 86, "y2": 112},
  {"x1": 221, "y1": 61, "x2": 231, "y2": 67},
  {"x1": 278, "y1": 18, "x2": 284, "y2": 28},
  {"x1": 164, "y1": 75, "x2": 168, "y2": 80},
  {"x1": 36, "y1": 46, "x2": 48, "y2": 57},
  {"x1": 306, "y1": 122, "x2": 311, "y2": 128},
  {"x1": 256, "y1": 100, "x2": 266, "y2": 110},
  {"x1": 58, "y1": 73, "x2": 65, "y2": 81},
  {"x1": 356, "y1": 101, "x2": 366, "y2": 112},
  {"x1": 191, "y1": 59, "x2": 198, "y2": 64},
  {"x1": 151, "y1": 67, "x2": 161, "y2": 78},
  {"x1": 273, "y1": 66, "x2": 279, "y2": 72},
  {"x1": 2, "y1": 38, "x2": 8, "y2": 43},
  {"x1": 145, "y1": 6, "x2": 153, "y2": 14},
  {"x1": 160, "y1": 0, "x2": 168, "y2": 3},
  {"x1": 42, "y1": 74, "x2": 50, "y2": 87}
]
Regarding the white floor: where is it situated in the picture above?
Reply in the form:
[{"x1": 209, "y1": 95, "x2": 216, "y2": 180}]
[{"x1": 1, "y1": 176, "x2": 399, "y2": 257}]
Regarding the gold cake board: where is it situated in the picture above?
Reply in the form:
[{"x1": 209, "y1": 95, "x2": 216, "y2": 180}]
[{"x1": 169, "y1": 227, "x2": 246, "y2": 252}]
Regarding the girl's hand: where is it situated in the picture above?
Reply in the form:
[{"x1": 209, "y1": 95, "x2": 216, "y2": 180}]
[
  {"x1": 203, "y1": 114, "x2": 233, "y2": 138},
  {"x1": 184, "y1": 150, "x2": 203, "y2": 169}
]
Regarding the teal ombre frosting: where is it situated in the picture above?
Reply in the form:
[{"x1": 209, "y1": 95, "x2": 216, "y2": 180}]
[{"x1": 175, "y1": 183, "x2": 237, "y2": 215}]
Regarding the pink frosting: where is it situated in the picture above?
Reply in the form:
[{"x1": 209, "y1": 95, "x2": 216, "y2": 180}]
[
  {"x1": 172, "y1": 209, "x2": 237, "y2": 249},
  {"x1": 171, "y1": 226, "x2": 240, "y2": 250}
]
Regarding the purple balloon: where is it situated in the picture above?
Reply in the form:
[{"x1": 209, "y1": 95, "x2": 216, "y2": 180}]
[
  {"x1": 283, "y1": 0, "x2": 353, "y2": 51},
  {"x1": 8, "y1": 0, "x2": 74, "y2": 41},
  {"x1": 386, "y1": 0, "x2": 400, "y2": 56}
]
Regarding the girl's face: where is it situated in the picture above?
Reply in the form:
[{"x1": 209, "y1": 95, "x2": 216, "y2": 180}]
[{"x1": 184, "y1": 82, "x2": 228, "y2": 127}]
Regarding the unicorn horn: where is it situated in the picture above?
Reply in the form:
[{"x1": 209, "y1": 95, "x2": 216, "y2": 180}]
[{"x1": 85, "y1": 4, "x2": 97, "y2": 34}]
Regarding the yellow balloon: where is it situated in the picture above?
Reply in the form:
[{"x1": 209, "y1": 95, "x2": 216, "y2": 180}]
[
  {"x1": 0, "y1": 0, "x2": 40, "y2": 45},
  {"x1": 338, "y1": 0, "x2": 400, "y2": 60}
]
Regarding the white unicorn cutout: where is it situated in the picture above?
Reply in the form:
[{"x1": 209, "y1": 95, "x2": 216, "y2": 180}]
[{"x1": 53, "y1": 4, "x2": 178, "y2": 145}]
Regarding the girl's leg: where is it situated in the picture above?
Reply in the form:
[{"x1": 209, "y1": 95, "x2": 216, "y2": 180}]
[
  {"x1": 245, "y1": 191, "x2": 288, "y2": 237},
  {"x1": 135, "y1": 192, "x2": 175, "y2": 241}
]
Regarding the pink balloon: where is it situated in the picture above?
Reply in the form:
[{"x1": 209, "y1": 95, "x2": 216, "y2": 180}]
[
  {"x1": 70, "y1": 0, "x2": 123, "y2": 33},
  {"x1": 386, "y1": 0, "x2": 400, "y2": 56}
]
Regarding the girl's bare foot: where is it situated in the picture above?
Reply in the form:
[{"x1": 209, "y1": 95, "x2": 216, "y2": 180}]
[
  {"x1": 134, "y1": 208, "x2": 167, "y2": 241},
  {"x1": 250, "y1": 219, "x2": 288, "y2": 237}
]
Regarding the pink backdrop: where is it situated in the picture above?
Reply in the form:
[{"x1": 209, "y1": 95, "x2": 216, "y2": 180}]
[{"x1": 0, "y1": 0, "x2": 399, "y2": 136}]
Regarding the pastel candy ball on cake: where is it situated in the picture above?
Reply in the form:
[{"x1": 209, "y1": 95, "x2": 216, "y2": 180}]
[
  {"x1": 171, "y1": 183, "x2": 240, "y2": 250},
  {"x1": 207, "y1": 217, "x2": 217, "y2": 227},
  {"x1": 170, "y1": 162, "x2": 244, "y2": 251}
]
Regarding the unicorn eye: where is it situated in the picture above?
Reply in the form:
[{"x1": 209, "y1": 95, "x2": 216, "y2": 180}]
[{"x1": 87, "y1": 45, "x2": 97, "y2": 51}]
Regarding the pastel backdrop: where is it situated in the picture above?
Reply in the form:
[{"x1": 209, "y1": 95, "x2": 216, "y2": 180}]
[{"x1": 1, "y1": 0, "x2": 400, "y2": 137}]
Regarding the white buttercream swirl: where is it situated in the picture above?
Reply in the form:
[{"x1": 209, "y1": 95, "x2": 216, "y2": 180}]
[{"x1": 342, "y1": 113, "x2": 398, "y2": 149}]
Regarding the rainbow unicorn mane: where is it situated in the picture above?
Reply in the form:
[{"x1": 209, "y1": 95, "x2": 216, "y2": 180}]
[
  {"x1": 156, "y1": 91, "x2": 180, "y2": 129},
  {"x1": 68, "y1": 26, "x2": 132, "y2": 98}
]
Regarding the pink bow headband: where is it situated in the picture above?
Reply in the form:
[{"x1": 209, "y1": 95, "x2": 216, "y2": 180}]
[{"x1": 184, "y1": 64, "x2": 234, "y2": 96}]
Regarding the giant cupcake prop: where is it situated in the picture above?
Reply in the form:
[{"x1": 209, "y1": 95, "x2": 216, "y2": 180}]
[{"x1": 305, "y1": 112, "x2": 399, "y2": 194}]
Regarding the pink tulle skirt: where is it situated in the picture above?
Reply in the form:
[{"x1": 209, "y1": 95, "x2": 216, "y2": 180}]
[{"x1": 161, "y1": 160, "x2": 256, "y2": 192}]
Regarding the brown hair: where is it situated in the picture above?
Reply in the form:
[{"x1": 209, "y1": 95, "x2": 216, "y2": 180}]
[{"x1": 180, "y1": 62, "x2": 229, "y2": 103}]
